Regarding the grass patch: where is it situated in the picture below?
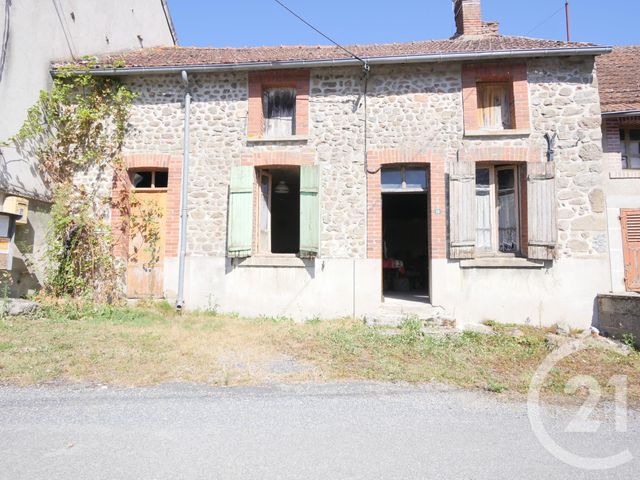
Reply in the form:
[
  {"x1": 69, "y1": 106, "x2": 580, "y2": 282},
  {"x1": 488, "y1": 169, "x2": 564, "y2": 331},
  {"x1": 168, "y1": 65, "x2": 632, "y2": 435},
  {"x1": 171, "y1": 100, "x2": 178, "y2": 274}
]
[{"x1": 0, "y1": 302, "x2": 638, "y2": 405}]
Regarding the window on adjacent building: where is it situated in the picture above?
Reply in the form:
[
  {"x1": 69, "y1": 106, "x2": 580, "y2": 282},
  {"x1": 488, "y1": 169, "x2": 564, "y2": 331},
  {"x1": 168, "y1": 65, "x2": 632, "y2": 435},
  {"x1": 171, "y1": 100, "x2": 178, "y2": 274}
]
[
  {"x1": 620, "y1": 128, "x2": 640, "y2": 169},
  {"x1": 475, "y1": 165, "x2": 521, "y2": 254},
  {"x1": 477, "y1": 82, "x2": 514, "y2": 130},
  {"x1": 263, "y1": 88, "x2": 296, "y2": 138},
  {"x1": 130, "y1": 170, "x2": 168, "y2": 189}
]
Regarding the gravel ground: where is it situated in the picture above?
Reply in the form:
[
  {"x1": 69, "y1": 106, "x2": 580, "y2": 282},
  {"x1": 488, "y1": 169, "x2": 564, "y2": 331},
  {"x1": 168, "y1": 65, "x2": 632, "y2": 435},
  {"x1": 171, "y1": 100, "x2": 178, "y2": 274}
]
[{"x1": 0, "y1": 381, "x2": 638, "y2": 479}]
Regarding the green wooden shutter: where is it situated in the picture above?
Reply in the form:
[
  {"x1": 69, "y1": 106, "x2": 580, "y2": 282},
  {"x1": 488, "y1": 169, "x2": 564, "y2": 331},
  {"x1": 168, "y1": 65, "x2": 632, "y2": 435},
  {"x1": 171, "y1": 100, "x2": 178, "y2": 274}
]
[
  {"x1": 227, "y1": 166, "x2": 254, "y2": 257},
  {"x1": 299, "y1": 165, "x2": 319, "y2": 257}
]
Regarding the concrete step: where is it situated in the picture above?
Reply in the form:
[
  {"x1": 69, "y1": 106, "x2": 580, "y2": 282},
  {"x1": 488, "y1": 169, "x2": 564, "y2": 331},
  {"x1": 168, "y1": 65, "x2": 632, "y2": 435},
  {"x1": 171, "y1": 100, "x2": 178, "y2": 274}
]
[{"x1": 365, "y1": 302, "x2": 456, "y2": 328}]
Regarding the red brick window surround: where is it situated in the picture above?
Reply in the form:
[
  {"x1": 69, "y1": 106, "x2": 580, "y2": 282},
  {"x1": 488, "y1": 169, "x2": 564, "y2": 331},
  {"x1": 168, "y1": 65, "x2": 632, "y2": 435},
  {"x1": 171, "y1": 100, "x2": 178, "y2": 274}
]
[
  {"x1": 367, "y1": 149, "x2": 446, "y2": 260},
  {"x1": 111, "y1": 154, "x2": 182, "y2": 259},
  {"x1": 247, "y1": 70, "x2": 310, "y2": 139},
  {"x1": 462, "y1": 63, "x2": 530, "y2": 134}
]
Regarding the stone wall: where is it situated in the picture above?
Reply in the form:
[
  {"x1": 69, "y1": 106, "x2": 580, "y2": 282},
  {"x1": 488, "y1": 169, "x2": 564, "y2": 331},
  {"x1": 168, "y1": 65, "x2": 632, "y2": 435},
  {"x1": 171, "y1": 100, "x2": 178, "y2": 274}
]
[{"x1": 116, "y1": 55, "x2": 607, "y2": 263}]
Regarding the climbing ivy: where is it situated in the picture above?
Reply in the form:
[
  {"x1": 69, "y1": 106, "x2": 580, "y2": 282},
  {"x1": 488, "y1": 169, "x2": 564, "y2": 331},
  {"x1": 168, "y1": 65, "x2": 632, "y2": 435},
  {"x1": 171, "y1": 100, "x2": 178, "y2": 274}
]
[{"x1": 12, "y1": 64, "x2": 156, "y2": 302}]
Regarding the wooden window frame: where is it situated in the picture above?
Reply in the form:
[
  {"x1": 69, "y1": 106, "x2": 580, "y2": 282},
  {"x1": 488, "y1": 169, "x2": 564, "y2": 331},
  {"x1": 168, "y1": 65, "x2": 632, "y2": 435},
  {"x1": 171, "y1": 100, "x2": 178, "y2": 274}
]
[
  {"x1": 476, "y1": 82, "x2": 515, "y2": 131},
  {"x1": 619, "y1": 128, "x2": 640, "y2": 170},
  {"x1": 247, "y1": 70, "x2": 310, "y2": 140},
  {"x1": 475, "y1": 163, "x2": 523, "y2": 257},
  {"x1": 462, "y1": 63, "x2": 530, "y2": 135},
  {"x1": 129, "y1": 169, "x2": 169, "y2": 192},
  {"x1": 254, "y1": 166, "x2": 301, "y2": 256}
]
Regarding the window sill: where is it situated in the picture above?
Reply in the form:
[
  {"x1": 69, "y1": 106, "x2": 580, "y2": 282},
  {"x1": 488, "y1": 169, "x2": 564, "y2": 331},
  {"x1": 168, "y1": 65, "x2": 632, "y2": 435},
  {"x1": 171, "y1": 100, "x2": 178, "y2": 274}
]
[
  {"x1": 460, "y1": 257, "x2": 546, "y2": 269},
  {"x1": 246, "y1": 136, "x2": 309, "y2": 144},
  {"x1": 237, "y1": 255, "x2": 309, "y2": 268},
  {"x1": 610, "y1": 170, "x2": 640, "y2": 179},
  {"x1": 464, "y1": 129, "x2": 531, "y2": 138}
]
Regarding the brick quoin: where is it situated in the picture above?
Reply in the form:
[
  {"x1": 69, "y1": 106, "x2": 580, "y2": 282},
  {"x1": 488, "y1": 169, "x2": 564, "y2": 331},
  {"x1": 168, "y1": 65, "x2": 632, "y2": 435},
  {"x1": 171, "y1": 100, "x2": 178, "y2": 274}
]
[
  {"x1": 111, "y1": 154, "x2": 182, "y2": 260},
  {"x1": 247, "y1": 70, "x2": 310, "y2": 138},
  {"x1": 462, "y1": 63, "x2": 530, "y2": 132},
  {"x1": 367, "y1": 149, "x2": 446, "y2": 261}
]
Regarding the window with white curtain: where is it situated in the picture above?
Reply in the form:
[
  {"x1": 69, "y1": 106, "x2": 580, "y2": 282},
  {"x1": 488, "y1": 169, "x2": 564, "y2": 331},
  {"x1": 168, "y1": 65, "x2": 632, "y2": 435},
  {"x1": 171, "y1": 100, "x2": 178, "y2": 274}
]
[
  {"x1": 477, "y1": 82, "x2": 513, "y2": 130},
  {"x1": 263, "y1": 88, "x2": 296, "y2": 138},
  {"x1": 475, "y1": 165, "x2": 520, "y2": 254},
  {"x1": 620, "y1": 129, "x2": 640, "y2": 169}
]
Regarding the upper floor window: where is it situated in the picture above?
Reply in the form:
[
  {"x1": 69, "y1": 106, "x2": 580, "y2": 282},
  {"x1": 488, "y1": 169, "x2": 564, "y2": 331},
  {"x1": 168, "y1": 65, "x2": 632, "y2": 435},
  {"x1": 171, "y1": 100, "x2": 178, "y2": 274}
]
[
  {"x1": 477, "y1": 82, "x2": 513, "y2": 130},
  {"x1": 620, "y1": 129, "x2": 640, "y2": 169},
  {"x1": 462, "y1": 63, "x2": 530, "y2": 135},
  {"x1": 247, "y1": 70, "x2": 310, "y2": 140},
  {"x1": 263, "y1": 88, "x2": 296, "y2": 138}
]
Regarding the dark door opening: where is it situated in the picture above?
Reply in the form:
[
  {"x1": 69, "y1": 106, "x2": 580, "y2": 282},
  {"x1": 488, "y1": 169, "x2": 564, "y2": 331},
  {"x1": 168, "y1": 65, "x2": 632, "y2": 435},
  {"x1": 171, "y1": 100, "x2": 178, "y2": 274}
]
[
  {"x1": 382, "y1": 193, "x2": 429, "y2": 302},
  {"x1": 258, "y1": 166, "x2": 300, "y2": 254}
]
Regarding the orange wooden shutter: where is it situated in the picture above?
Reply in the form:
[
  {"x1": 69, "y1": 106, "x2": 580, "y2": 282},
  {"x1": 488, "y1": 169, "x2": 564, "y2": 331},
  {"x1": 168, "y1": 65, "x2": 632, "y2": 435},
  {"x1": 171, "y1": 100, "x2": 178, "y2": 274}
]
[{"x1": 621, "y1": 209, "x2": 640, "y2": 292}]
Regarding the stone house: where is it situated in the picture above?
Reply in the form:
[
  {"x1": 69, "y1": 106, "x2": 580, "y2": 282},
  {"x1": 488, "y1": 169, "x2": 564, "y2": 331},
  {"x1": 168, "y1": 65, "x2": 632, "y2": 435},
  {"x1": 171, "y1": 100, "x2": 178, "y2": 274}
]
[
  {"x1": 62, "y1": 0, "x2": 614, "y2": 327},
  {"x1": 596, "y1": 46, "x2": 640, "y2": 295}
]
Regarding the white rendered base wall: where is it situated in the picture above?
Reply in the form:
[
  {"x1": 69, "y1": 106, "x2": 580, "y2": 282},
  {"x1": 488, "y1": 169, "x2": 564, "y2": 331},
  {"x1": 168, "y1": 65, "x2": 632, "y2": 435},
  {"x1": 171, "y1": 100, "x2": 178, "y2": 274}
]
[{"x1": 164, "y1": 256, "x2": 609, "y2": 329}]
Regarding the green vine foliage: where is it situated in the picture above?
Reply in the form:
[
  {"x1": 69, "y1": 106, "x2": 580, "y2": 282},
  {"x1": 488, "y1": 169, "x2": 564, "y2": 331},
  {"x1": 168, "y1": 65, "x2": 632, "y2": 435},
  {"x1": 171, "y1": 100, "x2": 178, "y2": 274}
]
[{"x1": 12, "y1": 66, "x2": 150, "y2": 303}]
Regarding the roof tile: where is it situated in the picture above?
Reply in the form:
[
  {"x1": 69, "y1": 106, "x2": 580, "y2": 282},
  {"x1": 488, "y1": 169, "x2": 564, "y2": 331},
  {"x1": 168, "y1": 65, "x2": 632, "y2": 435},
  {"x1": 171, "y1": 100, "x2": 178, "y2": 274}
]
[
  {"x1": 55, "y1": 35, "x2": 597, "y2": 70},
  {"x1": 596, "y1": 46, "x2": 640, "y2": 114}
]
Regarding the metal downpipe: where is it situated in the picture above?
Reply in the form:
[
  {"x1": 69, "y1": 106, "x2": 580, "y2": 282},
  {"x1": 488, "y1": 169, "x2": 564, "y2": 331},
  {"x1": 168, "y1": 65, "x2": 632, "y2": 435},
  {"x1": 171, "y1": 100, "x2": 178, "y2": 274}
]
[{"x1": 176, "y1": 70, "x2": 190, "y2": 311}]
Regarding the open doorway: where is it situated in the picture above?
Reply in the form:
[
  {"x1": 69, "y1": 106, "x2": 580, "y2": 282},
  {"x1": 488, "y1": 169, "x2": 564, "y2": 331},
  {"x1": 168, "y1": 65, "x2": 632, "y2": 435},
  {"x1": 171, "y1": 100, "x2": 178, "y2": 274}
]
[
  {"x1": 258, "y1": 166, "x2": 300, "y2": 254},
  {"x1": 381, "y1": 167, "x2": 429, "y2": 303}
]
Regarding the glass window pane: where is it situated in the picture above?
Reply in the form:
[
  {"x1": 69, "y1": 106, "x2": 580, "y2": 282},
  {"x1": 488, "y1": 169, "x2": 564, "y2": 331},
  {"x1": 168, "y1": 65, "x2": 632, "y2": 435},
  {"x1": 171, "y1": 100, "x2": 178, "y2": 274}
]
[
  {"x1": 476, "y1": 168, "x2": 490, "y2": 190},
  {"x1": 154, "y1": 171, "x2": 168, "y2": 188},
  {"x1": 630, "y1": 129, "x2": 640, "y2": 141},
  {"x1": 497, "y1": 169, "x2": 515, "y2": 191},
  {"x1": 620, "y1": 129, "x2": 626, "y2": 141},
  {"x1": 475, "y1": 168, "x2": 492, "y2": 250},
  {"x1": 629, "y1": 157, "x2": 640, "y2": 169},
  {"x1": 631, "y1": 142, "x2": 640, "y2": 155},
  {"x1": 498, "y1": 190, "x2": 518, "y2": 252},
  {"x1": 405, "y1": 168, "x2": 427, "y2": 190},
  {"x1": 381, "y1": 169, "x2": 403, "y2": 190},
  {"x1": 132, "y1": 171, "x2": 152, "y2": 188},
  {"x1": 263, "y1": 88, "x2": 296, "y2": 137}
]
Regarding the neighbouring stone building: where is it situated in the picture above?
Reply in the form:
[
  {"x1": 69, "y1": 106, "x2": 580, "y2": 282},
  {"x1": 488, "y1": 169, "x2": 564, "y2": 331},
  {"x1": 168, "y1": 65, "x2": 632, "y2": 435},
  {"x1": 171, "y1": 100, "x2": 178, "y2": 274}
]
[
  {"x1": 0, "y1": 0, "x2": 176, "y2": 295},
  {"x1": 59, "y1": 0, "x2": 617, "y2": 327},
  {"x1": 596, "y1": 46, "x2": 640, "y2": 295}
]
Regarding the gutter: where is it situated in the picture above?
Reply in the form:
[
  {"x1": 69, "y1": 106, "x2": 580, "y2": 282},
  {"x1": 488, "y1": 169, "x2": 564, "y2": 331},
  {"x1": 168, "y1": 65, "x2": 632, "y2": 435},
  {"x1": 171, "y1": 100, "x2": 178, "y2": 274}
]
[
  {"x1": 602, "y1": 110, "x2": 640, "y2": 118},
  {"x1": 53, "y1": 46, "x2": 612, "y2": 77}
]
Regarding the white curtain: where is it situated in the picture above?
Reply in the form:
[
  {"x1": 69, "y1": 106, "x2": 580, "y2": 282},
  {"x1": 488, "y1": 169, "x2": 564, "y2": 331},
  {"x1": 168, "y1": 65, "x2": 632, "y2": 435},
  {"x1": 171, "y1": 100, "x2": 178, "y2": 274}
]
[
  {"x1": 475, "y1": 168, "x2": 492, "y2": 250},
  {"x1": 498, "y1": 191, "x2": 518, "y2": 252}
]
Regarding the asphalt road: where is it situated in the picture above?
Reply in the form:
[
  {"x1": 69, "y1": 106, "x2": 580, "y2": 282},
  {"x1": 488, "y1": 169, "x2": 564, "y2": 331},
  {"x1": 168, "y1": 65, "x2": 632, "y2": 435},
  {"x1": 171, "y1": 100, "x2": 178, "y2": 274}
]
[{"x1": 0, "y1": 382, "x2": 638, "y2": 479}]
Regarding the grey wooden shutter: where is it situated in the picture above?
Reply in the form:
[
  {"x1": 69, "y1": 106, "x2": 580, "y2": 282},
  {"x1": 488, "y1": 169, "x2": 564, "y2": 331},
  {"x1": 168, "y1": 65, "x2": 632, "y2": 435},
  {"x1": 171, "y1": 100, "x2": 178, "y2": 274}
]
[
  {"x1": 449, "y1": 159, "x2": 476, "y2": 259},
  {"x1": 527, "y1": 162, "x2": 557, "y2": 260}
]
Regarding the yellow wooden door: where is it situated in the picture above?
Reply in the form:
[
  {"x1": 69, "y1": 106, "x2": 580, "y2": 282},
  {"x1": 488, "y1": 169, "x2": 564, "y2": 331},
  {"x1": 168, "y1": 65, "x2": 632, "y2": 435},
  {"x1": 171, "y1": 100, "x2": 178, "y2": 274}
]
[{"x1": 127, "y1": 191, "x2": 167, "y2": 298}]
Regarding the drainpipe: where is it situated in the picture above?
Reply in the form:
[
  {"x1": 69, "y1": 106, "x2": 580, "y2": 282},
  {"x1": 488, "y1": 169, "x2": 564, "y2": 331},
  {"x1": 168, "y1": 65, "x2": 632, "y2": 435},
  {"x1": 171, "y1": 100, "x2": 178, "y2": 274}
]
[{"x1": 176, "y1": 70, "x2": 191, "y2": 311}]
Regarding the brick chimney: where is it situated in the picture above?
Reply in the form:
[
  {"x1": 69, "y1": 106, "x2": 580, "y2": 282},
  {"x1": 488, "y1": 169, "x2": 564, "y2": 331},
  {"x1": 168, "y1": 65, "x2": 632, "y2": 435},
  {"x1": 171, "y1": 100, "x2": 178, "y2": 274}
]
[{"x1": 453, "y1": 0, "x2": 483, "y2": 36}]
